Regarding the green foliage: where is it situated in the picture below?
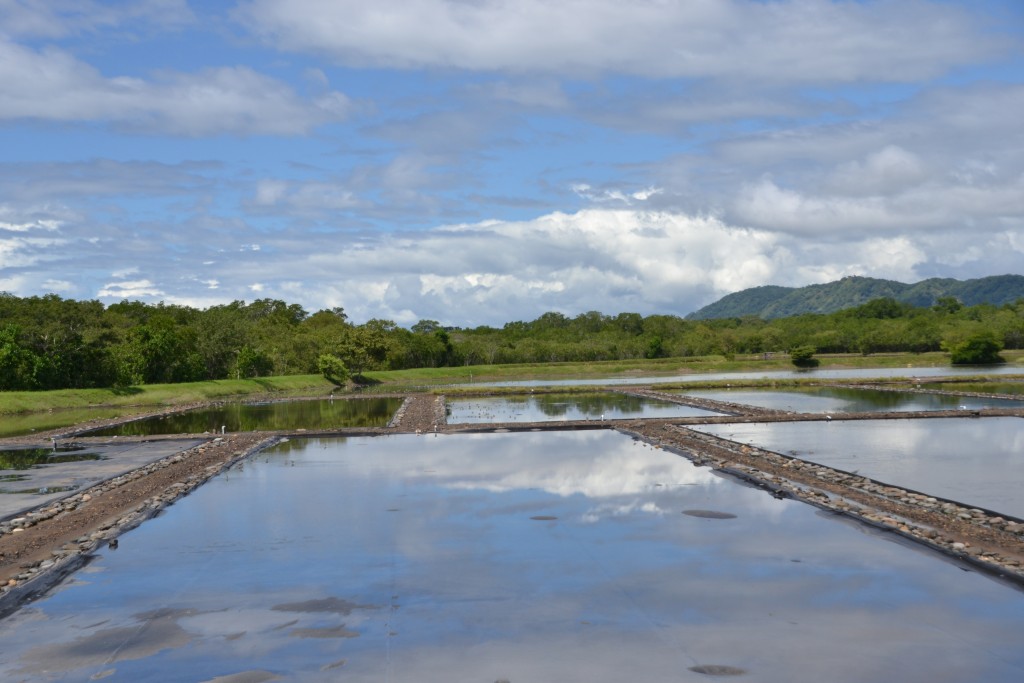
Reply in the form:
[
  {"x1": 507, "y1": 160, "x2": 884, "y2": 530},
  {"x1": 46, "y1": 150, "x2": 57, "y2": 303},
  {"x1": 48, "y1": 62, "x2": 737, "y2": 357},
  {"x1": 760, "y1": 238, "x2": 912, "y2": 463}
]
[
  {"x1": 847, "y1": 297, "x2": 911, "y2": 319},
  {"x1": 942, "y1": 331, "x2": 1005, "y2": 365},
  {"x1": 932, "y1": 296, "x2": 963, "y2": 314},
  {"x1": 645, "y1": 336, "x2": 665, "y2": 359},
  {"x1": 689, "y1": 275, "x2": 1024, "y2": 320},
  {"x1": 317, "y1": 354, "x2": 350, "y2": 385},
  {"x1": 3, "y1": 284, "x2": 1024, "y2": 393},
  {"x1": 789, "y1": 345, "x2": 820, "y2": 368}
]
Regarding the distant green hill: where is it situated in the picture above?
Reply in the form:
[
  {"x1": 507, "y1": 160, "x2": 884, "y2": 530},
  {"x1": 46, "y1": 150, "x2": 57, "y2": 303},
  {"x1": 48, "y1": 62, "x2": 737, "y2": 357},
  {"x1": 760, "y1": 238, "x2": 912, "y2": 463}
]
[{"x1": 687, "y1": 275, "x2": 1024, "y2": 320}]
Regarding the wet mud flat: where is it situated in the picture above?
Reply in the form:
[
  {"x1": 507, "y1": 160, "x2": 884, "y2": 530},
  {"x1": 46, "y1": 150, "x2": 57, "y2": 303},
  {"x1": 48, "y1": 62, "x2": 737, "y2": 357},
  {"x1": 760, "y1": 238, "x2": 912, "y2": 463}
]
[{"x1": 0, "y1": 440, "x2": 207, "y2": 520}]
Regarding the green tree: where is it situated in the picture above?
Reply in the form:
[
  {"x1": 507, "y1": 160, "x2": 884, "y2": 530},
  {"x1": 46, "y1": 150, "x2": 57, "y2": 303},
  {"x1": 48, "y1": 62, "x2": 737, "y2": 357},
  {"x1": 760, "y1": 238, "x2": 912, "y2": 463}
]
[
  {"x1": 235, "y1": 344, "x2": 274, "y2": 378},
  {"x1": 317, "y1": 354, "x2": 350, "y2": 385},
  {"x1": 790, "y1": 345, "x2": 819, "y2": 368},
  {"x1": 942, "y1": 331, "x2": 1005, "y2": 365},
  {"x1": 932, "y1": 296, "x2": 963, "y2": 314}
]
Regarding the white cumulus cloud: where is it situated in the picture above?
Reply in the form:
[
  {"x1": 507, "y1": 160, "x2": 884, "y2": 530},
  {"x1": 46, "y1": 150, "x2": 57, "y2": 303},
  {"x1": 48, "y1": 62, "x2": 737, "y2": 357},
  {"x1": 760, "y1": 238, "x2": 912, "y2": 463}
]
[
  {"x1": 235, "y1": 0, "x2": 1004, "y2": 82},
  {"x1": 0, "y1": 38, "x2": 351, "y2": 135}
]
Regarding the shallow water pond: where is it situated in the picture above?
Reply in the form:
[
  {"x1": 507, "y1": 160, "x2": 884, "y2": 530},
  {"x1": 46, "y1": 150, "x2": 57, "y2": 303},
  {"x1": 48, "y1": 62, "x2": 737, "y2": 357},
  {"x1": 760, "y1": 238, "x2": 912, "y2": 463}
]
[
  {"x1": 85, "y1": 397, "x2": 404, "y2": 436},
  {"x1": 692, "y1": 417, "x2": 1024, "y2": 517},
  {"x1": 677, "y1": 386, "x2": 1022, "y2": 413},
  {"x1": 469, "y1": 364, "x2": 1024, "y2": 388},
  {"x1": 920, "y1": 381, "x2": 1024, "y2": 396},
  {"x1": 1, "y1": 431, "x2": 1023, "y2": 682},
  {"x1": 446, "y1": 391, "x2": 722, "y2": 423},
  {"x1": 0, "y1": 445, "x2": 103, "y2": 471},
  {"x1": 0, "y1": 406, "x2": 151, "y2": 438}
]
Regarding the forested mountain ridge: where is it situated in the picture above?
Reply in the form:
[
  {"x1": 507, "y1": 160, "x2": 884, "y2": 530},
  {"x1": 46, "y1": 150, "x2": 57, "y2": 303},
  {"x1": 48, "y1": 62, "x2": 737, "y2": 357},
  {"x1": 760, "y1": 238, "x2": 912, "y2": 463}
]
[{"x1": 687, "y1": 275, "x2": 1024, "y2": 320}]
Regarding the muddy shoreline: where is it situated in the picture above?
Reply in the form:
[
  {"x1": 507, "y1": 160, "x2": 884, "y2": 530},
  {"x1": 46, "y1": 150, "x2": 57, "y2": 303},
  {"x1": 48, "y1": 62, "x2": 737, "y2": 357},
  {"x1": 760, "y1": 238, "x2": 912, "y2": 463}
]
[{"x1": 3, "y1": 387, "x2": 1024, "y2": 616}]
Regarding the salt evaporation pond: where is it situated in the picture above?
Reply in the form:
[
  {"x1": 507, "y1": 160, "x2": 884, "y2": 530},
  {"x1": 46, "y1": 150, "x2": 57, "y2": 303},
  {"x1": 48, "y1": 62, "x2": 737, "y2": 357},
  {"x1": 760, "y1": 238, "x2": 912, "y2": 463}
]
[
  {"x1": 692, "y1": 417, "x2": 1024, "y2": 518},
  {"x1": 2, "y1": 431, "x2": 1023, "y2": 681},
  {"x1": 920, "y1": 381, "x2": 1024, "y2": 396},
  {"x1": 0, "y1": 406, "x2": 151, "y2": 438},
  {"x1": 467, "y1": 364, "x2": 1024, "y2": 388},
  {"x1": 85, "y1": 397, "x2": 404, "y2": 436},
  {"x1": 446, "y1": 391, "x2": 723, "y2": 423},
  {"x1": 677, "y1": 386, "x2": 1023, "y2": 413}
]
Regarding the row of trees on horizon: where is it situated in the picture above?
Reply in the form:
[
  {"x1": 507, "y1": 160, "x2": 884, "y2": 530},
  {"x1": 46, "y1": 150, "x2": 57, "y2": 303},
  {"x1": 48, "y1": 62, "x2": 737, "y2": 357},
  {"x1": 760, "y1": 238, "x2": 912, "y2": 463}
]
[{"x1": 0, "y1": 292, "x2": 1020, "y2": 391}]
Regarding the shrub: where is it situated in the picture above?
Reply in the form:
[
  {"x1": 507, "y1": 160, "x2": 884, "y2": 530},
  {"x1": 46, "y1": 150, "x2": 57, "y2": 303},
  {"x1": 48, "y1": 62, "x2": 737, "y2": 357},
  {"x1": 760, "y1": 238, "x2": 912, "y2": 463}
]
[
  {"x1": 942, "y1": 331, "x2": 1005, "y2": 365},
  {"x1": 789, "y1": 345, "x2": 820, "y2": 368}
]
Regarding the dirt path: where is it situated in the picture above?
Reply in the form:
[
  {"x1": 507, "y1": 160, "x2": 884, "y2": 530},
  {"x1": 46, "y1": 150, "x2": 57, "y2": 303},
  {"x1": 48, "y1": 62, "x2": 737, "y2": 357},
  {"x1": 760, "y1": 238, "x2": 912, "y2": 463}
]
[{"x1": 391, "y1": 393, "x2": 446, "y2": 432}]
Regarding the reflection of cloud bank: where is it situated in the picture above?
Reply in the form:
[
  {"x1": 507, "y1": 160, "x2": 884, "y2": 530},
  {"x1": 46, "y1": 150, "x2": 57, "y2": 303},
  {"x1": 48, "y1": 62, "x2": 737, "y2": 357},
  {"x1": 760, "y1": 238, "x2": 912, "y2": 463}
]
[
  {"x1": 5, "y1": 431, "x2": 1024, "y2": 681},
  {"x1": 331, "y1": 431, "x2": 718, "y2": 500},
  {"x1": 694, "y1": 418, "x2": 1024, "y2": 517}
]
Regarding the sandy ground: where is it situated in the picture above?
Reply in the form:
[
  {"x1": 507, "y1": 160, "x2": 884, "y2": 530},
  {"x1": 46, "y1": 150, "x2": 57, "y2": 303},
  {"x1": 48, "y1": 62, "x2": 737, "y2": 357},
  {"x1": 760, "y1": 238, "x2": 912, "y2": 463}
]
[{"x1": 2, "y1": 387, "x2": 1023, "y2": 616}]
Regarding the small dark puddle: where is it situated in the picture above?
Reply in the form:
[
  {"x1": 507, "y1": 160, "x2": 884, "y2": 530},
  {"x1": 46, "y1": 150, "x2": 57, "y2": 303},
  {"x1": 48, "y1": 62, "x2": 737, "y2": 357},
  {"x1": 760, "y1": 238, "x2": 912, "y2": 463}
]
[
  {"x1": 683, "y1": 510, "x2": 738, "y2": 519},
  {"x1": 0, "y1": 446, "x2": 101, "y2": 470},
  {"x1": 689, "y1": 664, "x2": 747, "y2": 676},
  {"x1": 289, "y1": 626, "x2": 359, "y2": 639},
  {"x1": 530, "y1": 515, "x2": 558, "y2": 521}
]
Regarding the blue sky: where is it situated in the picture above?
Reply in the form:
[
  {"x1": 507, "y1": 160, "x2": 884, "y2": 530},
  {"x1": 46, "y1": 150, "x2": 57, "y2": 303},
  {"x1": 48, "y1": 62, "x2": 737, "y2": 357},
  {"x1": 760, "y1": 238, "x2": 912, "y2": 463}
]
[{"x1": 1, "y1": 0, "x2": 1022, "y2": 326}]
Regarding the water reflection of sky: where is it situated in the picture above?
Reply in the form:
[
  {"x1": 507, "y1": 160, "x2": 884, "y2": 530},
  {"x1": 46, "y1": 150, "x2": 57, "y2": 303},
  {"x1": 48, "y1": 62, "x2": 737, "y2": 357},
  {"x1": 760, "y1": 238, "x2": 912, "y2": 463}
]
[
  {"x1": 693, "y1": 417, "x2": 1024, "y2": 517},
  {"x1": 927, "y1": 381, "x2": 1024, "y2": 396},
  {"x1": 446, "y1": 392, "x2": 722, "y2": 423},
  {"x1": 465, "y1": 364, "x2": 1024, "y2": 388},
  {"x1": 678, "y1": 387, "x2": 1023, "y2": 413},
  {"x1": 1, "y1": 432, "x2": 1023, "y2": 682}
]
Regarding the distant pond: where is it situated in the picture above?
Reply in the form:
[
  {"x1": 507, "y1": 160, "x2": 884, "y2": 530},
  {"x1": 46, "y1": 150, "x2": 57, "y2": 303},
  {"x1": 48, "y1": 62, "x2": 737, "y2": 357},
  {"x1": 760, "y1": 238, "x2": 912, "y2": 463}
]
[
  {"x1": 691, "y1": 416, "x2": 1024, "y2": 518},
  {"x1": 84, "y1": 398, "x2": 404, "y2": 436},
  {"x1": 446, "y1": 391, "x2": 724, "y2": 423},
  {"x1": 676, "y1": 386, "x2": 1023, "y2": 413}
]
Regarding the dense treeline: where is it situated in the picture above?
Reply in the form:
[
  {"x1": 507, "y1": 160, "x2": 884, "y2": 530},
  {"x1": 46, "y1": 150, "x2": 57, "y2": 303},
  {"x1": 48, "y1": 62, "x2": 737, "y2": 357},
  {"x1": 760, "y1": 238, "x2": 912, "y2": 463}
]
[{"x1": 1, "y1": 292, "x2": 1022, "y2": 390}]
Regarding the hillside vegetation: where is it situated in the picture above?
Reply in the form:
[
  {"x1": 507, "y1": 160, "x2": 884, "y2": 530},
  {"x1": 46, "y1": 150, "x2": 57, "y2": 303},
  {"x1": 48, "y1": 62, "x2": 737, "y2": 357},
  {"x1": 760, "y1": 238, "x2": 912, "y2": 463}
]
[{"x1": 688, "y1": 274, "x2": 1024, "y2": 320}]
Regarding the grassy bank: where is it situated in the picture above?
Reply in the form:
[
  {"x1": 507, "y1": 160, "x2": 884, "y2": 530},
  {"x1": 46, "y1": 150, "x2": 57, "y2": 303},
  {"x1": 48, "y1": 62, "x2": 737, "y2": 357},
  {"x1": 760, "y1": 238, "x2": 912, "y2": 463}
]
[
  {"x1": 0, "y1": 375, "x2": 336, "y2": 416},
  {"x1": 360, "y1": 351, "x2": 1024, "y2": 388},
  {"x1": 3, "y1": 350, "x2": 1022, "y2": 416}
]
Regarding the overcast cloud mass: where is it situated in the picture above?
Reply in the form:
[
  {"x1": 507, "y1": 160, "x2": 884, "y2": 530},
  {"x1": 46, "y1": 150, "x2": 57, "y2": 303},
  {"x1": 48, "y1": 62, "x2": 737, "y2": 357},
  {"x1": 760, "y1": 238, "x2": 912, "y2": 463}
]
[{"x1": 0, "y1": 0, "x2": 1021, "y2": 326}]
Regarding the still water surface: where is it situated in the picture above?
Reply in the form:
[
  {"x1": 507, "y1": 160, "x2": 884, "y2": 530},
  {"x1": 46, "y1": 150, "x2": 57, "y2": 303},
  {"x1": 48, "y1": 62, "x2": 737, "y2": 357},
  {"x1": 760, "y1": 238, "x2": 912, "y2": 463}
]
[
  {"x1": 0, "y1": 407, "x2": 150, "y2": 439},
  {"x1": 1, "y1": 431, "x2": 1022, "y2": 681},
  {"x1": 446, "y1": 391, "x2": 722, "y2": 423},
  {"x1": 678, "y1": 386, "x2": 1023, "y2": 413},
  {"x1": 692, "y1": 417, "x2": 1024, "y2": 517},
  {"x1": 85, "y1": 398, "x2": 404, "y2": 436},
  {"x1": 922, "y1": 381, "x2": 1024, "y2": 396},
  {"x1": 467, "y1": 364, "x2": 1024, "y2": 388}
]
